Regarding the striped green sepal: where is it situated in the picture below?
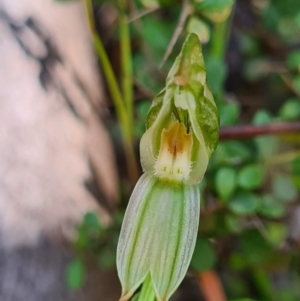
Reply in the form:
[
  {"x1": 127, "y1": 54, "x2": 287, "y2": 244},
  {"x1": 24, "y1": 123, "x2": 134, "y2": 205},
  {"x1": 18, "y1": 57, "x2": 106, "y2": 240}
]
[{"x1": 117, "y1": 173, "x2": 200, "y2": 301}]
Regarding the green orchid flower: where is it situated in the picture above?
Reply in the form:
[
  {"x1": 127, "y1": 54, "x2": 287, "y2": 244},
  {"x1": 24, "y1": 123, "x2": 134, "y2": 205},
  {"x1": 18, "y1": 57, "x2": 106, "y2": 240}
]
[{"x1": 117, "y1": 33, "x2": 219, "y2": 301}]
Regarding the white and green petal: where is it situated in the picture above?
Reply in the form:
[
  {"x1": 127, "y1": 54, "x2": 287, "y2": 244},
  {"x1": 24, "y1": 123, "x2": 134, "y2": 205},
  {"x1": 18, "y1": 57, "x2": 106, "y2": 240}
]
[{"x1": 117, "y1": 173, "x2": 200, "y2": 301}]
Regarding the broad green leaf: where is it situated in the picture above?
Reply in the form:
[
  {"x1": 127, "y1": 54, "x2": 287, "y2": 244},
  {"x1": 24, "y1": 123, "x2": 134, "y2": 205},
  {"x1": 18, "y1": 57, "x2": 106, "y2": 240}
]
[
  {"x1": 215, "y1": 167, "x2": 237, "y2": 201},
  {"x1": 237, "y1": 164, "x2": 264, "y2": 190},
  {"x1": 66, "y1": 259, "x2": 85, "y2": 289},
  {"x1": 190, "y1": 237, "x2": 216, "y2": 271},
  {"x1": 229, "y1": 191, "x2": 260, "y2": 214}
]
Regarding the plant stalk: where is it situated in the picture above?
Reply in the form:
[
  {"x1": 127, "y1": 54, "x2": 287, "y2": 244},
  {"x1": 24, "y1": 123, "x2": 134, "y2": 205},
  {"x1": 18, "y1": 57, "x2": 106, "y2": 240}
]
[{"x1": 83, "y1": 0, "x2": 139, "y2": 186}]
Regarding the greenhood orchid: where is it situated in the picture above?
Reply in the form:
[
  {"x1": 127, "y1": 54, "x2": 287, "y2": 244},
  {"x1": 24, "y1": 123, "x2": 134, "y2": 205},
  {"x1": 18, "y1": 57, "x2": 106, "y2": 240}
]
[{"x1": 117, "y1": 33, "x2": 219, "y2": 301}]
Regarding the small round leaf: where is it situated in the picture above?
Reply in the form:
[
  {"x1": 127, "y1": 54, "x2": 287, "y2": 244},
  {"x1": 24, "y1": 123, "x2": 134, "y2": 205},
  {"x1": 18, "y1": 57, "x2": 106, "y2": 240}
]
[
  {"x1": 215, "y1": 167, "x2": 237, "y2": 201},
  {"x1": 229, "y1": 191, "x2": 260, "y2": 214},
  {"x1": 238, "y1": 164, "x2": 264, "y2": 190},
  {"x1": 190, "y1": 237, "x2": 216, "y2": 271}
]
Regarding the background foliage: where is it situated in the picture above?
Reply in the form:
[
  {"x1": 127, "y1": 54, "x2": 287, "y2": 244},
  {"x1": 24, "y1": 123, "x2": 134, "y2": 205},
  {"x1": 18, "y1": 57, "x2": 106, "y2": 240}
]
[{"x1": 63, "y1": 0, "x2": 300, "y2": 300}]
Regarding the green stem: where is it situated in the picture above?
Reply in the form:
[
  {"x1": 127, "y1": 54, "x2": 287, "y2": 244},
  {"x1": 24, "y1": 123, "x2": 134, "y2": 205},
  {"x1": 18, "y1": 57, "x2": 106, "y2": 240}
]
[
  {"x1": 136, "y1": 274, "x2": 156, "y2": 301},
  {"x1": 250, "y1": 267, "x2": 274, "y2": 301},
  {"x1": 93, "y1": 34, "x2": 139, "y2": 184},
  {"x1": 119, "y1": 0, "x2": 133, "y2": 125},
  {"x1": 93, "y1": 35, "x2": 128, "y2": 132},
  {"x1": 211, "y1": 21, "x2": 227, "y2": 59},
  {"x1": 83, "y1": 0, "x2": 139, "y2": 186}
]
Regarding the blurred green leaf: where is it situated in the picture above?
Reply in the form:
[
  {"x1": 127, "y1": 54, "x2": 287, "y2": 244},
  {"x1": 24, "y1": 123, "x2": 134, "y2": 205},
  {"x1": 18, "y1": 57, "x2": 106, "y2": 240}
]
[
  {"x1": 279, "y1": 98, "x2": 300, "y2": 121},
  {"x1": 229, "y1": 253, "x2": 248, "y2": 270},
  {"x1": 194, "y1": 0, "x2": 234, "y2": 11},
  {"x1": 240, "y1": 229, "x2": 271, "y2": 264},
  {"x1": 194, "y1": 0, "x2": 234, "y2": 23},
  {"x1": 272, "y1": 0, "x2": 300, "y2": 17},
  {"x1": 252, "y1": 110, "x2": 273, "y2": 125},
  {"x1": 225, "y1": 214, "x2": 242, "y2": 233},
  {"x1": 272, "y1": 173, "x2": 297, "y2": 202},
  {"x1": 255, "y1": 136, "x2": 278, "y2": 159},
  {"x1": 229, "y1": 191, "x2": 260, "y2": 214},
  {"x1": 292, "y1": 157, "x2": 300, "y2": 175},
  {"x1": 266, "y1": 222, "x2": 286, "y2": 246},
  {"x1": 83, "y1": 212, "x2": 101, "y2": 230},
  {"x1": 158, "y1": 0, "x2": 173, "y2": 7},
  {"x1": 133, "y1": 54, "x2": 161, "y2": 92},
  {"x1": 263, "y1": 2, "x2": 280, "y2": 30},
  {"x1": 292, "y1": 175, "x2": 300, "y2": 190},
  {"x1": 205, "y1": 57, "x2": 227, "y2": 96},
  {"x1": 66, "y1": 258, "x2": 85, "y2": 289},
  {"x1": 292, "y1": 75, "x2": 300, "y2": 92},
  {"x1": 140, "y1": 16, "x2": 174, "y2": 62},
  {"x1": 215, "y1": 167, "x2": 237, "y2": 201},
  {"x1": 190, "y1": 237, "x2": 216, "y2": 271},
  {"x1": 213, "y1": 141, "x2": 252, "y2": 165},
  {"x1": 258, "y1": 194, "x2": 285, "y2": 218},
  {"x1": 187, "y1": 16, "x2": 210, "y2": 44},
  {"x1": 237, "y1": 164, "x2": 264, "y2": 190},
  {"x1": 295, "y1": 11, "x2": 300, "y2": 28},
  {"x1": 219, "y1": 103, "x2": 240, "y2": 126},
  {"x1": 286, "y1": 51, "x2": 300, "y2": 69},
  {"x1": 98, "y1": 248, "x2": 116, "y2": 269},
  {"x1": 239, "y1": 33, "x2": 260, "y2": 57}
]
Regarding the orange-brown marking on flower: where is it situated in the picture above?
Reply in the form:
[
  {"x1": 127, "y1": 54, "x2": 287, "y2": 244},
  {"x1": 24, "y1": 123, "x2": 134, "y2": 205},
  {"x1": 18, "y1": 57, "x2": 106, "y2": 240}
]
[{"x1": 154, "y1": 121, "x2": 193, "y2": 182}]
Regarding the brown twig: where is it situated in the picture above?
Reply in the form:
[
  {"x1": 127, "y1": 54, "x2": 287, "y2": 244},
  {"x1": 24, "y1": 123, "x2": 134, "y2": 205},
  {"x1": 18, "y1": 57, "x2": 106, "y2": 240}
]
[
  {"x1": 159, "y1": 0, "x2": 192, "y2": 68},
  {"x1": 219, "y1": 122, "x2": 300, "y2": 141},
  {"x1": 128, "y1": 5, "x2": 159, "y2": 23}
]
